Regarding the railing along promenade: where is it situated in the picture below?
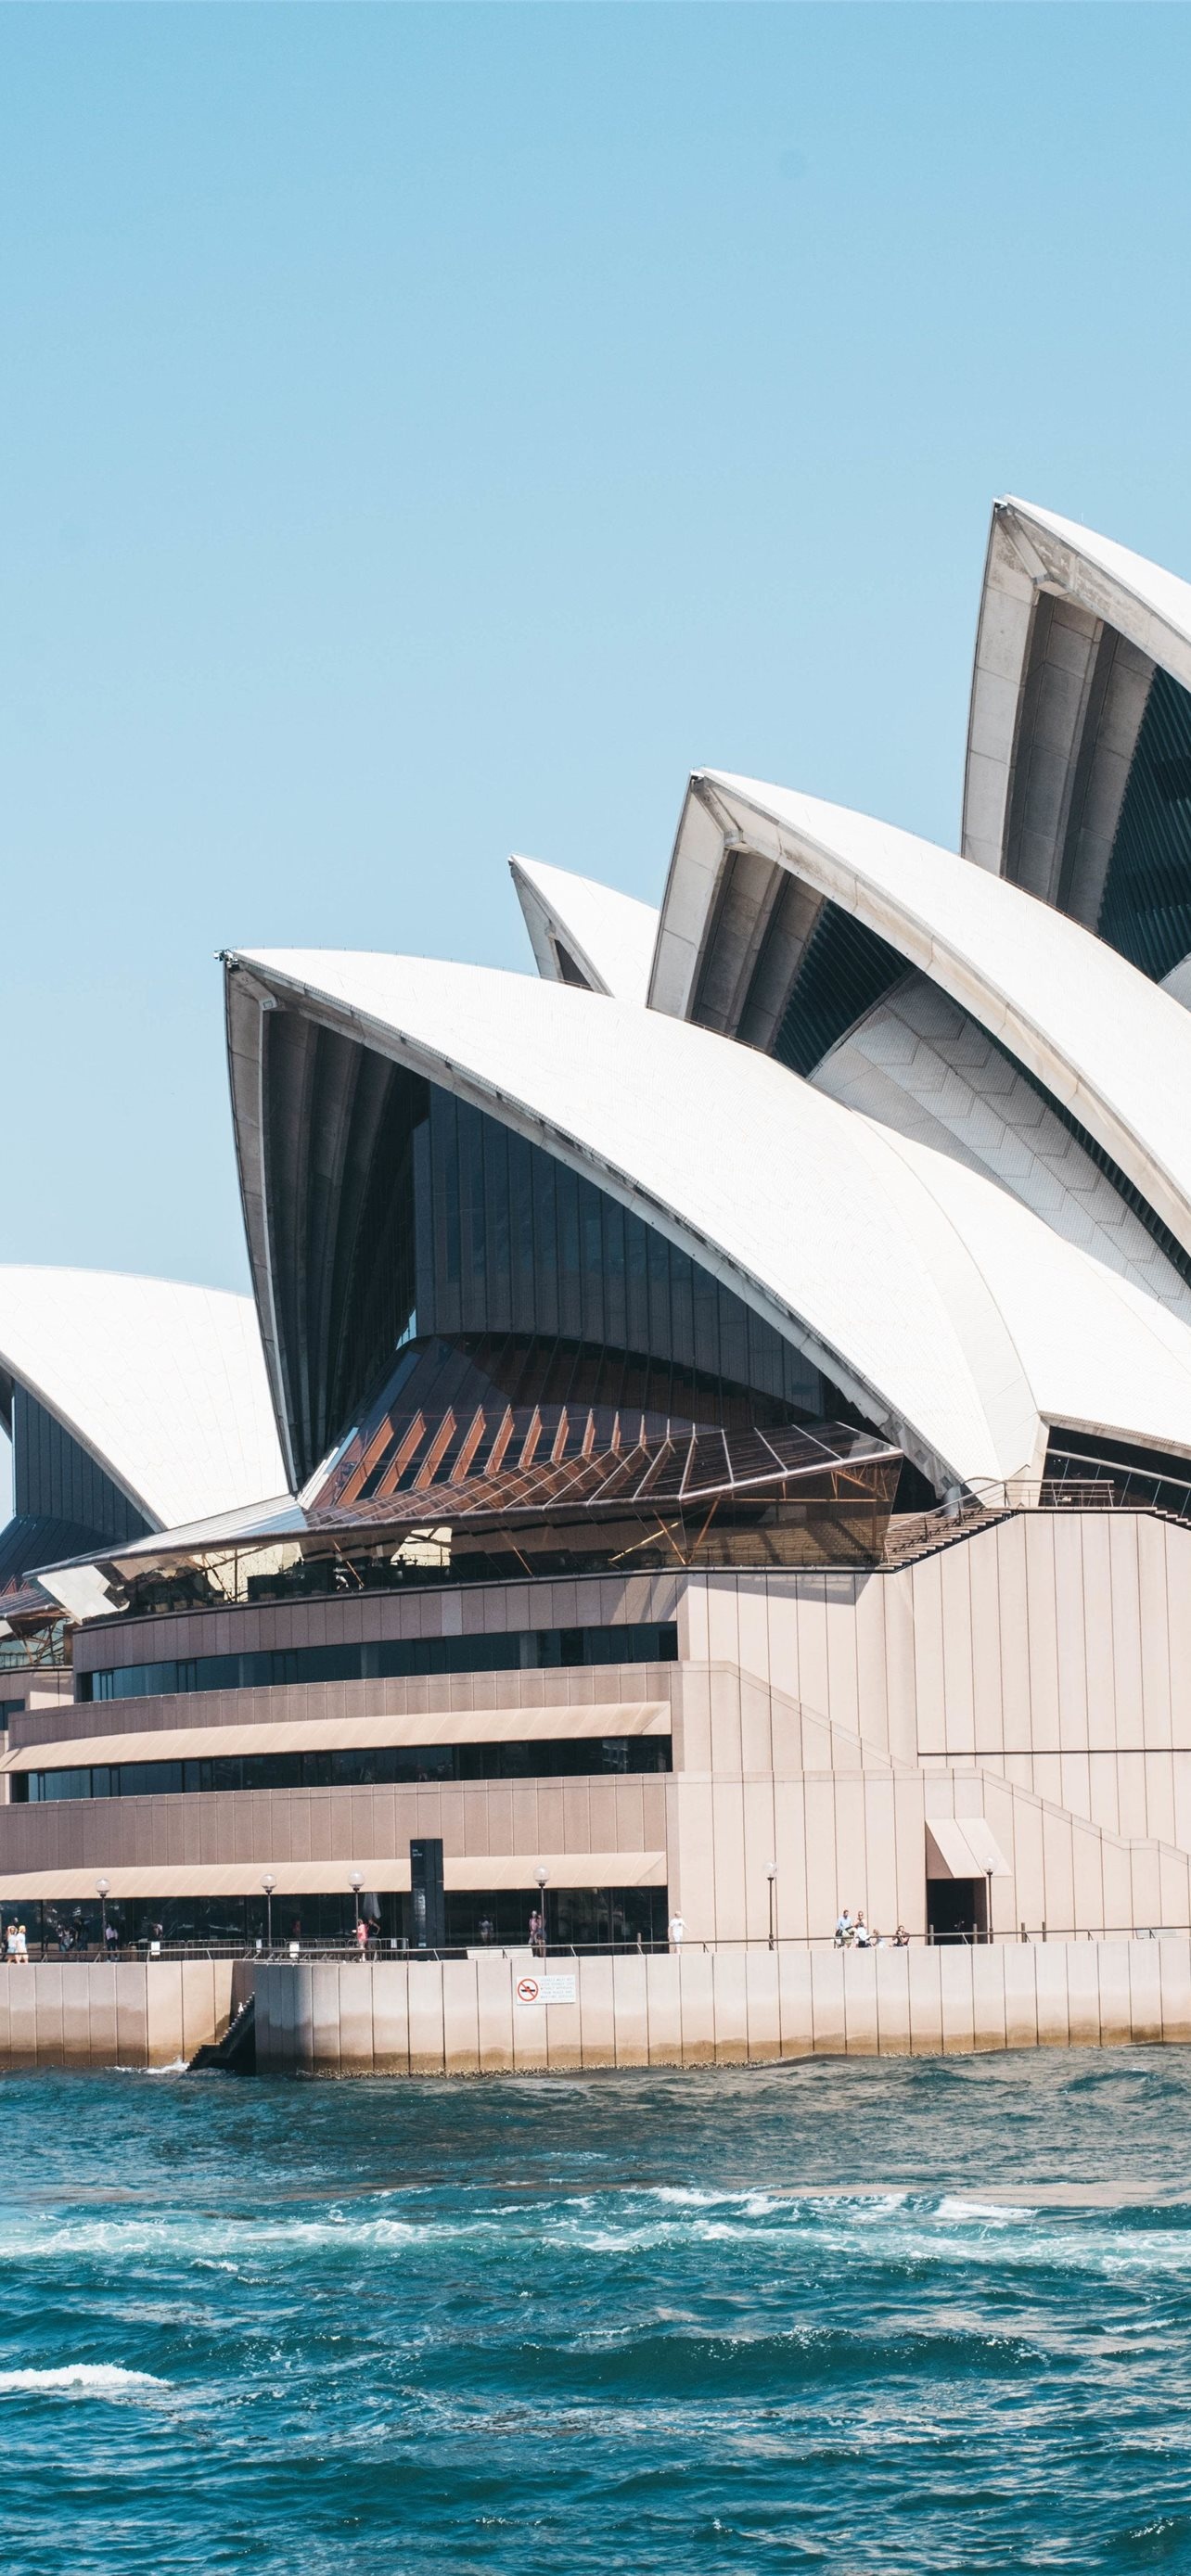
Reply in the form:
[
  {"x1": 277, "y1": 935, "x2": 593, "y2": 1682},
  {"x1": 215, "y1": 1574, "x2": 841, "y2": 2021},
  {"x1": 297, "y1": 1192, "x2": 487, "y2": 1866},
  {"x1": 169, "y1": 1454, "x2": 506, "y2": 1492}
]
[{"x1": 11, "y1": 1924, "x2": 1191, "y2": 1966}]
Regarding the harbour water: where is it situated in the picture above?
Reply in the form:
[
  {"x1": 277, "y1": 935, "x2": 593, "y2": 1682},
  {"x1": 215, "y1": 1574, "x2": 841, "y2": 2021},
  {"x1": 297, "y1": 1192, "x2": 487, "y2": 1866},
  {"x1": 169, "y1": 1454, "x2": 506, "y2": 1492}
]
[{"x1": 3, "y1": 2052, "x2": 1191, "y2": 2572}]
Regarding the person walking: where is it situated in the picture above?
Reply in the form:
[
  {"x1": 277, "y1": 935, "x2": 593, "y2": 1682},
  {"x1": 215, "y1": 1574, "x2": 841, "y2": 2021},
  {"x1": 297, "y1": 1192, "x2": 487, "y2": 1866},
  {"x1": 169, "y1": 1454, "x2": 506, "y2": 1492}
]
[
  {"x1": 668, "y1": 1911, "x2": 686, "y2": 1951},
  {"x1": 354, "y1": 1916, "x2": 369, "y2": 1959},
  {"x1": 14, "y1": 1923, "x2": 28, "y2": 1965}
]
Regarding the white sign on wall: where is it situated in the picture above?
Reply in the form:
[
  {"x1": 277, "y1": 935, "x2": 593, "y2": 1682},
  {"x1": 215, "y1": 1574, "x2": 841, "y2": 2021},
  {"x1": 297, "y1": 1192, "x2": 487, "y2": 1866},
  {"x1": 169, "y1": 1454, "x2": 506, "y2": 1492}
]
[{"x1": 514, "y1": 1971, "x2": 577, "y2": 2006}]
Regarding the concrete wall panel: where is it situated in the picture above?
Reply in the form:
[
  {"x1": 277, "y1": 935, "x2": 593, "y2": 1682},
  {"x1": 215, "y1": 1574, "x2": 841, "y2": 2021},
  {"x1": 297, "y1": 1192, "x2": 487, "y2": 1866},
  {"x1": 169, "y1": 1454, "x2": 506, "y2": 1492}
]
[
  {"x1": 906, "y1": 1948, "x2": 943, "y2": 2056},
  {"x1": 874, "y1": 1948, "x2": 911, "y2": 2055},
  {"x1": 33, "y1": 1963, "x2": 65, "y2": 2067},
  {"x1": 90, "y1": 1962, "x2": 122, "y2": 2063},
  {"x1": 305, "y1": 1959, "x2": 339, "y2": 2075},
  {"x1": 841, "y1": 1950, "x2": 878, "y2": 2056},
  {"x1": 510, "y1": 1982, "x2": 548, "y2": 2074},
  {"x1": 6, "y1": 1969, "x2": 36, "y2": 2062},
  {"x1": 442, "y1": 1961, "x2": 481, "y2": 2076},
  {"x1": 1096, "y1": 1942, "x2": 1132, "y2": 2047},
  {"x1": 939, "y1": 1947, "x2": 976, "y2": 2055},
  {"x1": 612, "y1": 1953, "x2": 649, "y2": 2067},
  {"x1": 810, "y1": 1948, "x2": 846, "y2": 2054},
  {"x1": 1128, "y1": 1942, "x2": 1164, "y2": 2047},
  {"x1": 1159, "y1": 1939, "x2": 1191, "y2": 2042},
  {"x1": 338, "y1": 1960, "x2": 375, "y2": 2072},
  {"x1": 1063, "y1": 1943, "x2": 1102, "y2": 2048},
  {"x1": 645, "y1": 1951, "x2": 683, "y2": 2067},
  {"x1": 711, "y1": 1946, "x2": 749, "y2": 2064},
  {"x1": 112, "y1": 1961, "x2": 148, "y2": 2065},
  {"x1": 777, "y1": 1945, "x2": 813, "y2": 2057},
  {"x1": 372, "y1": 1964, "x2": 411, "y2": 2074},
  {"x1": 61, "y1": 1967, "x2": 90, "y2": 2065},
  {"x1": 407, "y1": 1963, "x2": 447, "y2": 2076},
  {"x1": 970, "y1": 1947, "x2": 1007, "y2": 2053},
  {"x1": 1032, "y1": 1946, "x2": 1070, "y2": 2047},
  {"x1": 146, "y1": 1962, "x2": 185, "y2": 2067},
  {"x1": 579, "y1": 1955, "x2": 616, "y2": 2070},
  {"x1": 744, "y1": 1947, "x2": 780, "y2": 2061}
]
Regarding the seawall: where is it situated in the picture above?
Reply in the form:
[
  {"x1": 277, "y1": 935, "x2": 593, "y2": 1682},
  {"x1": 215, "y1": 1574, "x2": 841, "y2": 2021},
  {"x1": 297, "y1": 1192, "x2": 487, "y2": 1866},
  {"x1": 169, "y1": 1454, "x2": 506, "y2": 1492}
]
[
  {"x1": 254, "y1": 1938, "x2": 1191, "y2": 2074},
  {"x1": 2, "y1": 1943, "x2": 1188, "y2": 2073},
  {"x1": 0, "y1": 1959, "x2": 237, "y2": 2069}
]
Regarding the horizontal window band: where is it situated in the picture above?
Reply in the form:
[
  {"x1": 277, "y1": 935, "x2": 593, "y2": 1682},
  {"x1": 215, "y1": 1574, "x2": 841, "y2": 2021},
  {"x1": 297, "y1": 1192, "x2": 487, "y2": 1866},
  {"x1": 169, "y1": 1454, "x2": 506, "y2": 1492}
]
[
  {"x1": 13, "y1": 1735, "x2": 673, "y2": 1804},
  {"x1": 77, "y1": 1621, "x2": 679, "y2": 1706}
]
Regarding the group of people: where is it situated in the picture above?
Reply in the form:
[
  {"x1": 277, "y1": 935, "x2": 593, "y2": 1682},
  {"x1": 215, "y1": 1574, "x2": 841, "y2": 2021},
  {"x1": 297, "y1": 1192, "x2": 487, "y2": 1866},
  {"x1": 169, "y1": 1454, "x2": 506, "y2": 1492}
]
[
  {"x1": 5, "y1": 1912, "x2": 126, "y2": 1961},
  {"x1": 834, "y1": 1908, "x2": 910, "y2": 1950}
]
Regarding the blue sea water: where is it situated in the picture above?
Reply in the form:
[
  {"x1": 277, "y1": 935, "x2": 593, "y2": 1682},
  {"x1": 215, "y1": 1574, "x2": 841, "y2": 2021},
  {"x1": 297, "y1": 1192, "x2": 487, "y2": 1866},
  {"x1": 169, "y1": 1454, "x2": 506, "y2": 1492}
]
[{"x1": 3, "y1": 2053, "x2": 1191, "y2": 2573}]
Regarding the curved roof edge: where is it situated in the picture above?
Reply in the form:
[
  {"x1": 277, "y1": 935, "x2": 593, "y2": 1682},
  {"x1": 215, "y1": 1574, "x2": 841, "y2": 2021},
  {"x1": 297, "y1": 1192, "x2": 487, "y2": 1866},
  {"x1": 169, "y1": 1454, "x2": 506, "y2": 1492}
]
[
  {"x1": 223, "y1": 944, "x2": 1052, "y2": 1496},
  {"x1": 962, "y1": 495, "x2": 1191, "y2": 884},
  {"x1": 509, "y1": 856, "x2": 659, "y2": 1003},
  {"x1": 647, "y1": 769, "x2": 1191, "y2": 1271},
  {"x1": 0, "y1": 1267, "x2": 287, "y2": 1534}
]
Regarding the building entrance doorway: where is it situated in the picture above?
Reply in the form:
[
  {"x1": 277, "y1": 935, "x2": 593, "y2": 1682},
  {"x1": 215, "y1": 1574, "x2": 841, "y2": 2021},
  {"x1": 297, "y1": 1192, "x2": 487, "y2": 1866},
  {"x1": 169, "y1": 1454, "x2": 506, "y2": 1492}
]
[{"x1": 926, "y1": 1875, "x2": 989, "y2": 1944}]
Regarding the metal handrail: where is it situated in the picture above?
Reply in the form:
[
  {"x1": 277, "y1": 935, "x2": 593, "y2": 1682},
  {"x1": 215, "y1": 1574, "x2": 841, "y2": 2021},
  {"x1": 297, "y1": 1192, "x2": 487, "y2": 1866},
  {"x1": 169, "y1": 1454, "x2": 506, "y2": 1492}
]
[{"x1": 9, "y1": 1922, "x2": 1191, "y2": 1964}]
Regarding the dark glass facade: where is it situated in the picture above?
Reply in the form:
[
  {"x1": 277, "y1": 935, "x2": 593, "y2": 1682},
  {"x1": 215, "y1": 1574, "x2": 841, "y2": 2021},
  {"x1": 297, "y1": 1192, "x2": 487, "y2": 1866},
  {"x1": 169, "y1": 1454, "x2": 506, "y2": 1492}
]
[
  {"x1": 0, "y1": 1388, "x2": 151, "y2": 1594},
  {"x1": 78, "y1": 1620, "x2": 679, "y2": 1703},
  {"x1": 1098, "y1": 667, "x2": 1191, "y2": 982},
  {"x1": 412, "y1": 1091, "x2": 826, "y2": 1420},
  {"x1": 15, "y1": 1733, "x2": 672, "y2": 1802},
  {"x1": 262, "y1": 1014, "x2": 843, "y2": 1485},
  {"x1": 14, "y1": 1387, "x2": 149, "y2": 1549},
  {"x1": 769, "y1": 901, "x2": 909, "y2": 1079}
]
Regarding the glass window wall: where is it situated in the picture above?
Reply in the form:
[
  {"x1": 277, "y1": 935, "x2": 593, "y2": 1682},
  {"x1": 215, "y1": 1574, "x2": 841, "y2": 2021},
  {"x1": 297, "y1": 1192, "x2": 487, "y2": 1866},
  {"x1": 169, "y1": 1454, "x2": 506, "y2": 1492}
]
[
  {"x1": 15, "y1": 1733, "x2": 672, "y2": 1804},
  {"x1": 80, "y1": 1619, "x2": 678, "y2": 1704}
]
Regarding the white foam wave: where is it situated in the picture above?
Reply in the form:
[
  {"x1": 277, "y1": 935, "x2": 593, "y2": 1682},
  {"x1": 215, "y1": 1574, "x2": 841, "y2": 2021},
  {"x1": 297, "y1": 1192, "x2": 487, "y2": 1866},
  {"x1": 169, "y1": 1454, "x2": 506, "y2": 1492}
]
[
  {"x1": 936, "y1": 2198, "x2": 1019, "y2": 2223},
  {"x1": 0, "y1": 2364, "x2": 168, "y2": 2393}
]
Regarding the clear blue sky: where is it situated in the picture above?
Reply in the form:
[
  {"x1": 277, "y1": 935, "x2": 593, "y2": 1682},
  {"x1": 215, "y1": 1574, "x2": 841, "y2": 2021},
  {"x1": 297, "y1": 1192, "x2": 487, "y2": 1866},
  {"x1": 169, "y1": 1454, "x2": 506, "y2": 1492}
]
[{"x1": 4, "y1": 2, "x2": 1191, "y2": 1299}]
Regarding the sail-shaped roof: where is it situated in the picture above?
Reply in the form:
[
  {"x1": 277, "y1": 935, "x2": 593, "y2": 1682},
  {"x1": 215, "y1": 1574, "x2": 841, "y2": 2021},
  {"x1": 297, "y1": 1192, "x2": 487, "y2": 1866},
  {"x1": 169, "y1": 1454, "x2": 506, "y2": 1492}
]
[
  {"x1": 509, "y1": 856, "x2": 658, "y2": 1001},
  {"x1": 224, "y1": 945, "x2": 1191, "y2": 1498},
  {"x1": 648, "y1": 770, "x2": 1191, "y2": 1274},
  {"x1": 963, "y1": 499, "x2": 1191, "y2": 971},
  {"x1": 0, "y1": 1268, "x2": 287, "y2": 1536}
]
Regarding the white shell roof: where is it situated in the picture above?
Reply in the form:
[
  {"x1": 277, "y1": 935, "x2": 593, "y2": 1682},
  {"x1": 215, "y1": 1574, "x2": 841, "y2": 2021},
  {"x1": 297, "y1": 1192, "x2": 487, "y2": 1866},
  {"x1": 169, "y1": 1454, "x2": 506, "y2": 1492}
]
[
  {"x1": 816, "y1": 978, "x2": 1191, "y2": 1320},
  {"x1": 509, "y1": 856, "x2": 659, "y2": 1002},
  {"x1": 0, "y1": 1269, "x2": 287, "y2": 1533},
  {"x1": 649, "y1": 771, "x2": 1191, "y2": 1269},
  {"x1": 962, "y1": 496, "x2": 1191, "y2": 880},
  {"x1": 1003, "y1": 498, "x2": 1191, "y2": 670},
  {"x1": 228, "y1": 947, "x2": 1191, "y2": 1492}
]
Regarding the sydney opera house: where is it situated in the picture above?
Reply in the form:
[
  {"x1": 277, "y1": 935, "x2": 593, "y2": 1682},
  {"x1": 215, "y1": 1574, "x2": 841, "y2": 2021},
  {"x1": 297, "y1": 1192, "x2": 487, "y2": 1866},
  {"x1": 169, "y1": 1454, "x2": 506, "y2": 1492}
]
[{"x1": 6, "y1": 493, "x2": 1191, "y2": 1970}]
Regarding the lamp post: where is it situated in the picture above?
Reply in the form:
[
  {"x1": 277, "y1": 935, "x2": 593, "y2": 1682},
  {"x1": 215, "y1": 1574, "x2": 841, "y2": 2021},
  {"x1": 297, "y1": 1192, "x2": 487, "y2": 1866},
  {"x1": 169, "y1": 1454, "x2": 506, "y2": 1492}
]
[
  {"x1": 262, "y1": 1874, "x2": 275, "y2": 1952},
  {"x1": 96, "y1": 1879, "x2": 109, "y2": 1953},
  {"x1": 351, "y1": 1870, "x2": 364, "y2": 1947},
  {"x1": 985, "y1": 1864, "x2": 994, "y2": 1947},
  {"x1": 765, "y1": 1862, "x2": 777, "y2": 1951},
  {"x1": 535, "y1": 1864, "x2": 549, "y2": 1956}
]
